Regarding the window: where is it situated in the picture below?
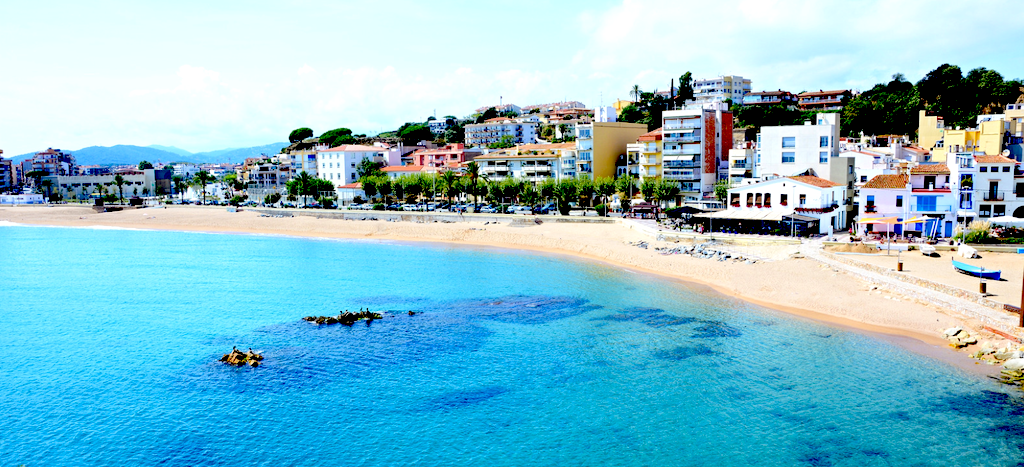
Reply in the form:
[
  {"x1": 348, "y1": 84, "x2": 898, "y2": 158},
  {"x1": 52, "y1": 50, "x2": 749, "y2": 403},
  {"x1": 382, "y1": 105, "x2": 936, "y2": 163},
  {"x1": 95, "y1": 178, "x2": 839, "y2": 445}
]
[
  {"x1": 896, "y1": 196, "x2": 903, "y2": 207},
  {"x1": 860, "y1": 175, "x2": 867, "y2": 182},
  {"x1": 799, "y1": 194, "x2": 806, "y2": 206},
  {"x1": 782, "y1": 137, "x2": 796, "y2": 148},
  {"x1": 1003, "y1": 166, "x2": 1011, "y2": 172},
  {"x1": 917, "y1": 195, "x2": 937, "y2": 211},
  {"x1": 995, "y1": 205, "x2": 1006, "y2": 216},
  {"x1": 866, "y1": 195, "x2": 875, "y2": 205},
  {"x1": 820, "y1": 136, "x2": 829, "y2": 147},
  {"x1": 780, "y1": 194, "x2": 788, "y2": 205},
  {"x1": 980, "y1": 167, "x2": 988, "y2": 172},
  {"x1": 350, "y1": 173, "x2": 355, "y2": 180},
  {"x1": 819, "y1": 152, "x2": 829, "y2": 163},
  {"x1": 782, "y1": 152, "x2": 795, "y2": 163},
  {"x1": 979, "y1": 204, "x2": 991, "y2": 217}
]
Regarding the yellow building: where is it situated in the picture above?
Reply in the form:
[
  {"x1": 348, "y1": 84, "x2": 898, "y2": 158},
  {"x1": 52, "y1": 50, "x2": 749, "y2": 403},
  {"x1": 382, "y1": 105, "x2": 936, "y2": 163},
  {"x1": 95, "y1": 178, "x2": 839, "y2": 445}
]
[
  {"x1": 576, "y1": 122, "x2": 649, "y2": 179},
  {"x1": 612, "y1": 99, "x2": 635, "y2": 115},
  {"x1": 918, "y1": 109, "x2": 1005, "y2": 162}
]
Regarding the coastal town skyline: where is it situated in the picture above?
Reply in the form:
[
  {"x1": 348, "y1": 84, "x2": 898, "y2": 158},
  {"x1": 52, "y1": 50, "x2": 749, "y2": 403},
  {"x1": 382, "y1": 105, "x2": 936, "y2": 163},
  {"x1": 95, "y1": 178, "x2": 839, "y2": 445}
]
[{"x1": 2, "y1": 0, "x2": 1023, "y2": 155}]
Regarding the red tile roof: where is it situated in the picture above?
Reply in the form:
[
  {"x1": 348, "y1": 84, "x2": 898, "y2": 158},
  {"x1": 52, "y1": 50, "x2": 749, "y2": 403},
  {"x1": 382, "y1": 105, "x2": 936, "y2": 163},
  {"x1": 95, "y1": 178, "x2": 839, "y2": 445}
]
[
  {"x1": 862, "y1": 174, "x2": 909, "y2": 189},
  {"x1": 910, "y1": 164, "x2": 949, "y2": 174},
  {"x1": 638, "y1": 127, "x2": 663, "y2": 142},
  {"x1": 787, "y1": 175, "x2": 840, "y2": 188},
  {"x1": 337, "y1": 182, "x2": 362, "y2": 189},
  {"x1": 975, "y1": 154, "x2": 1018, "y2": 164},
  {"x1": 381, "y1": 165, "x2": 424, "y2": 172}
]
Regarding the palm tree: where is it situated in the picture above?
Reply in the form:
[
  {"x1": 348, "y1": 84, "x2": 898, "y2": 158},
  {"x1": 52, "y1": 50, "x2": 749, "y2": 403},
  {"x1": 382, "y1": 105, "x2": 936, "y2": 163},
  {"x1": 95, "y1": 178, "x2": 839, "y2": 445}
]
[
  {"x1": 439, "y1": 170, "x2": 459, "y2": 206},
  {"x1": 172, "y1": 175, "x2": 187, "y2": 204},
  {"x1": 193, "y1": 170, "x2": 215, "y2": 205},
  {"x1": 465, "y1": 161, "x2": 481, "y2": 211},
  {"x1": 39, "y1": 180, "x2": 54, "y2": 202},
  {"x1": 112, "y1": 174, "x2": 127, "y2": 204},
  {"x1": 631, "y1": 84, "x2": 641, "y2": 103},
  {"x1": 293, "y1": 171, "x2": 314, "y2": 207}
]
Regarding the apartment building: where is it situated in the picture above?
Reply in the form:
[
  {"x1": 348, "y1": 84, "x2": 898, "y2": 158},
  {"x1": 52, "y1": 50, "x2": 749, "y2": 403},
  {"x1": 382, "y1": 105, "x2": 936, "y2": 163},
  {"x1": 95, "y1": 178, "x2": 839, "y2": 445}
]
[
  {"x1": 239, "y1": 157, "x2": 294, "y2": 193},
  {"x1": 465, "y1": 118, "x2": 539, "y2": 147},
  {"x1": 692, "y1": 75, "x2": 752, "y2": 104},
  {"x1": 521, "y1": 101, "x2": 586, "y2": 114},
  {"x1": 474, "y1": 103, "x2": 521, "y2": 115},
  {"x1": 475, "y1": 143, "x2": 577, "y2": 183},
  {"x1": 280, "y1": 137, "x2": 322, "y2": 177},
  {"x1": 918, "y1": 109, "x2": 1009, "y2": 163},
  {"x1": 741, "y1": 90, "x2": 796, "y2": 106},
  {"x1": 1, "y1": 151, "x2": 13, "y2": 192},
  {"x1": 660, "y1": 106, "x2": 733, "y2": 198},
  {"x1": 409, "y1": 144, "x2": 482, "y2": 170},
  {"x1": 626, "y1": 128, "x2": 663, "y2": 182},
  {"x1": 575, "y1": 122, "x2": 649, "y2": 180},
  {"x1": 317, "y1": 144, "x2": 399, "y2": 185},
  {"x1": 728, "y1": 147, "x2": 755, "y2": 182},
  {"x1": 796, "y1": 90, "x2": 851, "y2": 111},
  {"x1": 20, "y1": 148, "x2": 76, "y2": 180}
]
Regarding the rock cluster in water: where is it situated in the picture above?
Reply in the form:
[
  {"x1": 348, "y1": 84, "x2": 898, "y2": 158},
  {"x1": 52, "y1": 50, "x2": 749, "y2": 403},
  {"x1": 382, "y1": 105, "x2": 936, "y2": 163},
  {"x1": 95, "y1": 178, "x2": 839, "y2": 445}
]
[
  {"x1": 654, "y1": 242, "x2": 757, "y2": 264},
  {"x1": 948, "y1": 326, "x2": 1024, "y2": 390},
  {"x1": 303, "y1": 309, "x2": 383, "y2": 326},
  {"x1": 220, "y1": 347, "x2": 263, "y2": 367}
]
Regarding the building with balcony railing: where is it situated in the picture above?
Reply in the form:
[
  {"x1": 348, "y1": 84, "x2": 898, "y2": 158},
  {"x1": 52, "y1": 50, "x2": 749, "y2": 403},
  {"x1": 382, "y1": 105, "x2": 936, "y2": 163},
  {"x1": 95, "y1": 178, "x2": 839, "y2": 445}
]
[
  {"x1": 713, "y1": 175, "x2": 845, "y2": 234},
  {"x1": 409, "y1": 143, "x2": 483, "y2": 170},
  {"x1": 0, "y1": 150, "x2": 13, "y2": 192},
  {"x1": 796, "y1": 90, "x2": 851, "y2": 111},
  {"x1": 691, "y1": 75, "x2": 752, "y2": 105},
  {"x1": 473, "y1": 143, "x2": 576, "y2": 183},
  {"x1": 741, "y1": 90, "x2": 796, "y2": 107},
  {"x1": 661, "y1": 107, "x2": 733, "y2": 199},
  {"x1": 464, "y1": 119, "x2": 538, "y2": 147},
  {"x1": 19, "y1": 148, "x2": 77, "y2": 185},
  {"x1": 728, "y1": 148, "x2": 755, "y2": 181}
]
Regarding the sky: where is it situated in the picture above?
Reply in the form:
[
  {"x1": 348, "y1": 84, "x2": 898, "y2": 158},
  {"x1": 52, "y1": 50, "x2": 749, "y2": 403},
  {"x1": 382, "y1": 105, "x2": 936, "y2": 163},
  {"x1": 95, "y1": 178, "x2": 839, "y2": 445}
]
[{"x1": 1, "y1": 0, "x2": 1022, "y2": 156}]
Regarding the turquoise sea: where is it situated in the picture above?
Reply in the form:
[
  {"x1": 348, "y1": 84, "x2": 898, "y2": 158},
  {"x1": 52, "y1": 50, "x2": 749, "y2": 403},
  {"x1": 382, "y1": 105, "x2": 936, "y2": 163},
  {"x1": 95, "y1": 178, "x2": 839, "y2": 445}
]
[{"x1": 1, "y1": 224, "x2": 1023, "y2": 466}]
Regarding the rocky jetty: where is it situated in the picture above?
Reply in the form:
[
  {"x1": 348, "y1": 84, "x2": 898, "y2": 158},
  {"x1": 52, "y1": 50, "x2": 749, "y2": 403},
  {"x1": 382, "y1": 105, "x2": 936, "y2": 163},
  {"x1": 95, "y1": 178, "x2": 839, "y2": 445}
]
[
  {"x1": 220, "y1": 347, "x2": 263, "y2": 367},
  {"x1": 303, "y1": 309, "x2": 383, "y2": 326},
  {"x1": 942, "y1": 327, "x2": 978, "y2": 348}
]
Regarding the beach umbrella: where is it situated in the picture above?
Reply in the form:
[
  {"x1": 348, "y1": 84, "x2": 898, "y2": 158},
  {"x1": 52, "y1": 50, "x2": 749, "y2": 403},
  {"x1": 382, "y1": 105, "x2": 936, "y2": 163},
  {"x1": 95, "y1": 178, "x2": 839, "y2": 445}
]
[{"x1": 857, "y1": 217, "x2": 899, "y2": 224}]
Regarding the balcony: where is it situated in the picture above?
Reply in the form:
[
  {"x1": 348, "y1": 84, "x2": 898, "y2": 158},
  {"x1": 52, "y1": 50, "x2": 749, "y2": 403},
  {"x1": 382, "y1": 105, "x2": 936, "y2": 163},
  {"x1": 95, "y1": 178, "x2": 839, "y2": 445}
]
[
  {"x1": 662, "y1": 147, "x2": 701, "y2": 156},
  {"x1": 909, "y1": 204, "x2": 953, "y2": 213},
  {"x1": 663, "y1": 160, "x2": 700, "y2": 169},
  {"x1": 663, "y1": 122, "x2": 701, "y2": 131},
  {"x1": 983, "y1": 191, "x2": 1006, "y2": 201},
  {"x1": 663, "y1": 170, "x2": 700, "y2": 180}
]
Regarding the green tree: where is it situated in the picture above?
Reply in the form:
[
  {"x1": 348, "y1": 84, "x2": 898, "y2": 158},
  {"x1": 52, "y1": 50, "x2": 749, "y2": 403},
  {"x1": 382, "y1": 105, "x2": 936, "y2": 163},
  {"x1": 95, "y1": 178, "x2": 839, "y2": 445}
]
[
  {"x1": 356, "y1": 158, "x2": 385, "y2": 178},
  {"x1": 465, "y1": 161, "x2": 482, "y2": 210},
  {"x1": 286, "y1": 171, "x2": 315, "y2": 207},
  {"x1": 112, "y1": 174, "x2": 127, "y2": 204},
  {"x1": 475, "y1": 107, "x2": 499, "y2": 124},
  {"x1": 575, "y1": 176, "x2": 595, "y2": 208},
  {"x1": 443, "y1": 123, "x2": 465, "y2": 144},
  {"x1": 439, "y1": 170, "x2": 460, "y2": 205},
  {"x1": 713, "y1": 180, "x2": 731, "y2": 202},
  {"x1": 289, "y1": 127, "x2": 314, "y2": 143},
  {"x1": 639, "y1": 178, "x2": 657, "y2": 202},
  {"x1": 398, "y1": 123, "x2": 434, "y2": 145},
  {"x1": 25, "y1": 170, "x2": 49, "y2": 186},
  {"x1": 319, "y1": 128, "x2": 356, "y2": 148},
  {"x1": 595, "y1": 177, "x2": 616, "y2": 216},
  {"x1": 676, "y1": 71, "x2": 694, "y2": 105},
  {"x1": 137, "y1": 160, "x2": 154, "y2": 170},
  {"x1": 488, "y1": 135, "x2": 516, "y2": 149},
  {"x1": 552, "y1": 179, "x2": 579, "y2": 215},
  {"x1": 630, "y1": 84, "x2": 641, "y2": 103},
  {"x1": 172, "y1": 175, "x2": 187, "y2": 204},
  {"x1": 615, "y1": 175, "x2": 637, "y2": 199},
  {"x1": 193, "y1": 170, "x2": 215, "y2": 205},
  {"x1": 360, "y1": 176, "x2": 380, "y2": 201},
  {"x1": 39, "y1": 179, "x2": 54, "y2": 201},
  {"x1": 653, "y1": 180, "x2": 681, "y2": 209},
  {"x1": 376, "y1": 177, "x2": 393, "y2": 204}
]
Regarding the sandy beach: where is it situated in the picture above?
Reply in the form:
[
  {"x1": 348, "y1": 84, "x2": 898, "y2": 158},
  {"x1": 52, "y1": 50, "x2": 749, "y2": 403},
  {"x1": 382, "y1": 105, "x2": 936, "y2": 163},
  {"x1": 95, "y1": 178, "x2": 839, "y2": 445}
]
[{"x1": 3, "y1": 204, "x2": 1022, "y2": 365}]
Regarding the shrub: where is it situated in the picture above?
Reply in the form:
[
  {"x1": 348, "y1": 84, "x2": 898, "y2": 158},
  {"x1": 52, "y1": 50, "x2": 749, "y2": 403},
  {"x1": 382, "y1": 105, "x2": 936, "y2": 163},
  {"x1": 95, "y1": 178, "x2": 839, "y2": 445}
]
[
  {"x1": 595, "y1": 203, "x2": 608, "y2": 216},
  {"x1": 353, "y1": 196, "x2": 366, "y2": 204},
  {"x1": 372, "y1": 203, "x2": 385, "y2": 211},
  {"x1": 318, "y1": 197, "x2": 335, "y2": 209},
  {"x1": 229, "y1": 195, "x2": 245, "y2": 206}
]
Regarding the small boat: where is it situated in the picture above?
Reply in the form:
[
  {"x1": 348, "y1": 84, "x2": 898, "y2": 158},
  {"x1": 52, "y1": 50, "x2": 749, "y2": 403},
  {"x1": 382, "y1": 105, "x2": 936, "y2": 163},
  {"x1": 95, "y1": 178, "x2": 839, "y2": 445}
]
[
  {"x1": 952, "y1": 259, "x2": 1001, "y2": 280},
  {"x1": 920, "y1": 245, "x2": 938, "y2": 257}
]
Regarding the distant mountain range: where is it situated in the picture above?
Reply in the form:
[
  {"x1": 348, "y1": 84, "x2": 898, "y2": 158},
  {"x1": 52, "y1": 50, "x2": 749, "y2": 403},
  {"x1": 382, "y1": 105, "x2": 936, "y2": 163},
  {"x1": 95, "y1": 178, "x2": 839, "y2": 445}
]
[{"x1": 6, "y1": 142, "x2": 288, "y2": 166}]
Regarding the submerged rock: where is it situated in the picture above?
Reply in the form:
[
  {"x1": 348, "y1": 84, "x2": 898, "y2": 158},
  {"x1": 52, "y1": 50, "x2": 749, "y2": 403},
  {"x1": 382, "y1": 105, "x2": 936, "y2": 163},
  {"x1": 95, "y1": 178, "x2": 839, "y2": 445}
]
[
  {"x1": 220, "y1": 347, "x2": 264, "y2": 367},
  {"x1": 303, "y1": 309, "x2": 383, "y2": 326}
]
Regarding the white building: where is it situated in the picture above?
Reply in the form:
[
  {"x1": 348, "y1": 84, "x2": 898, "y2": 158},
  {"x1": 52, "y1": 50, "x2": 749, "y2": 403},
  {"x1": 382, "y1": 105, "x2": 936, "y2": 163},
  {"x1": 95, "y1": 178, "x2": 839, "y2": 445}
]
[
  {"x1": 173, "y1": 164, "x2": 200, "y2": 179},
  {"x1": 595, "y1": 106, "x2": 616, "y2": 123},
  {"x1": 711, "y1": 175, "x2": 846, "y2": 235},
  {"x1": 465, "y1": 118, "x2": 539, "y2": 147},
  {"x1": 317, "y1": 144, "x2": 401, "y2": 185},
  {"x1": 429, "y1": 119, "x2": 451, "y2": 135},
  {"x1": 692, "y1": 75, "x2": 752, "y2": 105},
  {"x1": 475, "y1": 143, "x2": 577, "y2": 183},
  {"x1": 662, "y1": 106, "x2": 733, "y2": 199},
  {"x1": 756, "y1": 113, "x2": 841, "y2": 179}
]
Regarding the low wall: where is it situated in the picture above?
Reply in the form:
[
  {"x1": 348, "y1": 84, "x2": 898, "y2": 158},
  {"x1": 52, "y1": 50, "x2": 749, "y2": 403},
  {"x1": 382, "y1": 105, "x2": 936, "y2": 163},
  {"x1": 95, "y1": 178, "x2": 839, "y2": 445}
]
[
  {"x1": 823, "y1": 241, "x2": 1024, "y2": 254},
  {"x1": 250, "y1": 209, "x2": 617, "y2": 224},
  {"x1": 821, "y1": 251, "x2": 1012, "y2": 312}
]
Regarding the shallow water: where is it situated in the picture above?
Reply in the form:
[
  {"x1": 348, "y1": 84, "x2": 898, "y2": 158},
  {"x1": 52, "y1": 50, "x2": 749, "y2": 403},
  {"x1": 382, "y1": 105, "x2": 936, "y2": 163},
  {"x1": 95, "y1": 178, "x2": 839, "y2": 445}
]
[{"x1": 1, "y1": 225, "x2": 1022, "y2": 466}]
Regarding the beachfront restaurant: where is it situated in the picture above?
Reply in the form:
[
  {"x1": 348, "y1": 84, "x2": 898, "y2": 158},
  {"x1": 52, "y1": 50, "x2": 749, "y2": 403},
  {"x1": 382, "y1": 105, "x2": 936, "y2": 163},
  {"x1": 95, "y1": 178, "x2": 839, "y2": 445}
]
[{"x1": 692, "y1": 208, "x2": 819, "y2": 236}]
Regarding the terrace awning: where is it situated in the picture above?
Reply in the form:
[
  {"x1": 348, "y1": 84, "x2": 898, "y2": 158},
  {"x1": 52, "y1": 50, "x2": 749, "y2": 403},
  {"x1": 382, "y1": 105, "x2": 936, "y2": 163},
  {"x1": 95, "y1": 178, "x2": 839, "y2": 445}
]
[{"x1": 693, "y1": 208, "x2": 811, "y2": 222}]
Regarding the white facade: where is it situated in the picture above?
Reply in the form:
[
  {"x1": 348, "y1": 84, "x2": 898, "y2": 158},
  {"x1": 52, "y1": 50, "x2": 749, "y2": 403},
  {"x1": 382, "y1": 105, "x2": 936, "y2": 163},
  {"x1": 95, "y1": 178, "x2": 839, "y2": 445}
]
[
  {"x1": 661, "y1": 108, "x2": 731, "y2": 197},
  {"x1": 317, "y1": 144, "x2": 399, "y2": 185},
  {"x1": 727, "y1": 175, "x2": 846, "y2": 234},
  {"x1": 0, "y1": 193, "x2": 45, "y2": 204},
  {"x1": 173, "y1": 164, "x2": 199, "y2": 179},
  {"x1": 475, "y1": 143, "x2": 577, "y2": 183},
  {"x1": 465, "y1": 120, "x2": 538, "y2": 147},
  {"x1": 692, "y1": 75, "x2": 752, "y2": 104},
  {"x1": 756, "y1": 113, "x2": 841, "y2": 179},
  {"x1": 596, "y1": 106, "x2": 616, "y2": 123},
  {"x1": 728, "y1": 148, "x2": 755, "y2": 182}
]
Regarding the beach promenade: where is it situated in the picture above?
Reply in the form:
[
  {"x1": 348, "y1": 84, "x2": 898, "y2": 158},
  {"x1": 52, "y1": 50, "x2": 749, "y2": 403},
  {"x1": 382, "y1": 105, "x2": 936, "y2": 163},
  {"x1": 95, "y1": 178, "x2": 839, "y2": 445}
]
[{"x1": 4, "y1": 204, "x2": 1022, "y2": 363}]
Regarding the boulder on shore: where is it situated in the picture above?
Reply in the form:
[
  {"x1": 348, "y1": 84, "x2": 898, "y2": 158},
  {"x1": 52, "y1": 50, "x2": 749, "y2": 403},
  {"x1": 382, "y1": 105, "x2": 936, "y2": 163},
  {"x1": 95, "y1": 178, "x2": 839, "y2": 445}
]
[{"x1": 1004, "y1": 358, "x2": 1024, "y2": 371}]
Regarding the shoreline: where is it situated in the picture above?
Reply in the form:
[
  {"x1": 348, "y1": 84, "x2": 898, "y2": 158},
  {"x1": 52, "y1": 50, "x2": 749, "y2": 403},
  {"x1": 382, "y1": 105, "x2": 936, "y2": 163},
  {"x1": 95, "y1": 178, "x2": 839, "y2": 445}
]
[{"x1": 1, "y1": 204, "x2": 1016, "y2": 376}]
